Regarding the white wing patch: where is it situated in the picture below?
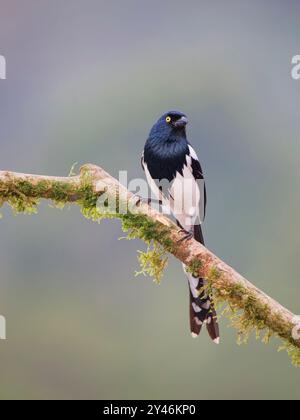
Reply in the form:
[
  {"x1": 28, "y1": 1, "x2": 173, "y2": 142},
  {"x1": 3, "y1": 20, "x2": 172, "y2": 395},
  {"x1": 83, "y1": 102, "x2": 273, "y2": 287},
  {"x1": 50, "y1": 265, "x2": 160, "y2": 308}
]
[
  {"x1": 188, "y1": 145, "x2": 199, "y2": 161},
  {"x1": 188, "y1": 144, "x2": 206, "y2": 223}
]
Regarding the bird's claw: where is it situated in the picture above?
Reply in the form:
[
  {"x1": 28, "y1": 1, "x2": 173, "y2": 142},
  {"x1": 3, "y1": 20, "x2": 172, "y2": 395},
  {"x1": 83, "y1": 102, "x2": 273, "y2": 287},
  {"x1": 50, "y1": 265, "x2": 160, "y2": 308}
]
[
  {"x1": 132, "y1": 195, "x2": 152, "y2": 207},
  {"x1": 177, "y1": 229, "x2": 193, "y2": 243}
]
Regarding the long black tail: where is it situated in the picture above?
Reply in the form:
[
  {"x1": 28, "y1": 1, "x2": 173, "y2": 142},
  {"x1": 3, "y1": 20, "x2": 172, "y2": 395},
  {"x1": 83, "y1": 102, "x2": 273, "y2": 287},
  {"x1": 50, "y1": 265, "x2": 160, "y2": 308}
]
[{"x1": 188, "y1": 224, "x2": 220, "y2": 343}]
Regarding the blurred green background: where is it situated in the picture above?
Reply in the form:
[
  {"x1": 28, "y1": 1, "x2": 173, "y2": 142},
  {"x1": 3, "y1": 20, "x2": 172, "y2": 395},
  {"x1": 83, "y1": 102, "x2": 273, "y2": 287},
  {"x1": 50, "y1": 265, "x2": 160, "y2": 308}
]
[{"x1": 0, "y1": 0, "x2": 300, "y2": 400}]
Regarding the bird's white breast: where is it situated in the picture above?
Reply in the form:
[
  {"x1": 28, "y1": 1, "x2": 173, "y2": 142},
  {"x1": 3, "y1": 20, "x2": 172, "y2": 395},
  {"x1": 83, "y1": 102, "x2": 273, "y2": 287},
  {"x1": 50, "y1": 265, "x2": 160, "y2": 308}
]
[{"x1": 143, "y1": 156, "x2": 201, "y2": 231}]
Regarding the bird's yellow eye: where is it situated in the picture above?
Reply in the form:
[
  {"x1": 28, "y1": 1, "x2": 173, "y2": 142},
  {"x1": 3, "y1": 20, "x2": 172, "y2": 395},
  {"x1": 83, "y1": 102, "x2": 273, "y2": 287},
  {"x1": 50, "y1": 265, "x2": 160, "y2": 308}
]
[{"x1": 166, "y1": 116, "x2": 171, "y2": 123}]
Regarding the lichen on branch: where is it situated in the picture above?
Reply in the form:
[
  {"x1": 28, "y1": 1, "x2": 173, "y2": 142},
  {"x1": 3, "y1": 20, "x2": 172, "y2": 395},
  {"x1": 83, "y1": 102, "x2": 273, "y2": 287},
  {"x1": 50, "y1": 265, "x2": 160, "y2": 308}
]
[{"x1": 0, "y1": 163, "x2": 300, "y2": 367}]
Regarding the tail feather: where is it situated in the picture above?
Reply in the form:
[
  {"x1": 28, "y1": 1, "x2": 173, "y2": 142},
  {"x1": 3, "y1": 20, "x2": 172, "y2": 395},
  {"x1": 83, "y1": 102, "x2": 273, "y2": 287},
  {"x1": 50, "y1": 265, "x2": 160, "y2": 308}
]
[
  {"x1": 206, "y1": 306, "x2": 220, "y2": 343},
  {"x1": 193, "y1": 222, "x2": 204, "y2": 244},
  {"x1": 189, "y1": 291, "x2": 203, "y2": 337},
  {"x1": 188, "y1": 276, "x2": 219, "y2": 342},
  {"x1": 187, "y1": 224, "x2": 220, "y2": 343}
]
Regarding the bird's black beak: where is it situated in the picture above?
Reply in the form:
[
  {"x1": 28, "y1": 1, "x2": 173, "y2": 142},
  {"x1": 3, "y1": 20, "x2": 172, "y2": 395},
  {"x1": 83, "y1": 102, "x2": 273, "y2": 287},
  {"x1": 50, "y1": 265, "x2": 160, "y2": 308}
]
[{"x1": 174, "y1": 116, "x2": 188, "y2": 128}]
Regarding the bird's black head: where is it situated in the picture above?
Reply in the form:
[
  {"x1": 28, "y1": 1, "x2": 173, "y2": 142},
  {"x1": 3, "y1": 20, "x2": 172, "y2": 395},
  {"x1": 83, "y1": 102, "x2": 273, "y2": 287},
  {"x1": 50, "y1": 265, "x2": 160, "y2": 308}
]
[
  {"x1": 149, "y1": 111, "x2": 188, "y2": 142},
  {"x1": 144, "y1": 111, "x2": 189, "y2": 181}
]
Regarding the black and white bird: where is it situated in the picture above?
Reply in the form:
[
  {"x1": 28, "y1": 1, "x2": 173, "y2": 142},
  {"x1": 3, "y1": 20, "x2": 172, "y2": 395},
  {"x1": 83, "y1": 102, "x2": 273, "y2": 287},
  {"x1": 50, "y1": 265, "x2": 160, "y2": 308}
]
[{"x1": 141, "y1": 111, "x2": 220, "y2": 343}]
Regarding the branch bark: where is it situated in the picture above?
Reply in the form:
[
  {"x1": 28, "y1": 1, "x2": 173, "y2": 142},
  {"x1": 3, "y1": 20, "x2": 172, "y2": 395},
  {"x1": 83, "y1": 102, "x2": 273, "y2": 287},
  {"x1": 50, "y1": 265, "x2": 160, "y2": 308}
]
[{"x1": 0, "y1": 164, "x2": 300, "y2": 363}]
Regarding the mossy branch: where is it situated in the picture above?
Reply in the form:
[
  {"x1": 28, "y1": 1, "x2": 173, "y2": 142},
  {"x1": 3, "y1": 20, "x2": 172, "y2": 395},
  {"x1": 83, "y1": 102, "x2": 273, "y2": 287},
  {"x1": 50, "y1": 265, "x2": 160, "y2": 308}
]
[{"x1": 0, "y1": 163, "x2": 300, "y2": 366}]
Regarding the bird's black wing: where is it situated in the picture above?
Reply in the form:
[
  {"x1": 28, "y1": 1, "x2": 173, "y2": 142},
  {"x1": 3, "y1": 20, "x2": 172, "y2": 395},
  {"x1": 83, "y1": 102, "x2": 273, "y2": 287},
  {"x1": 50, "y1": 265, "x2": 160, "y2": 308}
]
[{"x1": 141, "y1": 151, "x2": 172, "y2": 204}]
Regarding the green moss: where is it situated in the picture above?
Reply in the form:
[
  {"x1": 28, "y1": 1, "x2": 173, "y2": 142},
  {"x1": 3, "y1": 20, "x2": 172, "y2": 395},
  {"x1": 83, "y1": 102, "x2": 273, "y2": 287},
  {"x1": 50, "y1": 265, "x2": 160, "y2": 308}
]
[
  {"x1": 78, "y1": 177, "x2": 108, "y2": 222},
  {"x1": 121, "y1": 214, "x2": 174, "y2": 250},
  {"x1": 72, "y1": 174, "x2": 173, "y2": 283},
  {"x1": 51, "y1": 181, "x2": 74, "y2": 204},
  {"x1": 279, "y1": 343, "x2": 300, "y2": 368},
  {"x1": 208, "y1": 266, "x2": 221, "y2": 281},
  {"x1": 15, "y1": 180, "x2": 49, "y2": 198},
  {"x1": 7, "y1": 195, "x2": 39, "y2": 214},
  {"x1": 0, "y1": 169, "x2": 172, "y2": 281},
  {"x1": 2, "y1": 168, "x2": 300, "y2": 367},
  {"x1": 0, "y1": 177, "x2": 79, "y2": 213},
  {"x1": 136, "y1": 245, "x2": 168, "y2": 284},
  {"x1": 203, "y1": 270, "x2": 300, "y2": 367},
  {"x1": 16, "y1": 180, "x2": 38, "y2": 196},
  {"x1": 0, "y1": 179, "x2": 40, "y2": 214},
  {"x1": 186, "y1": 259, "x2": 203, "y2": 277},
  {"x1": 0, "y1": 170, "x2": 174, "y2": 284},
  {"x1": 119, "y1": 213, "x2": 176, "y2": 283}
]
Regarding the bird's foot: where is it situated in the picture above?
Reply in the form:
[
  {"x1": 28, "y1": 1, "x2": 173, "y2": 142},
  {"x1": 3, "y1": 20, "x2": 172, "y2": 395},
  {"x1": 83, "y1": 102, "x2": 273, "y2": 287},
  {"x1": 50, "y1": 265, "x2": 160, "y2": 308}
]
[
  {"x1": 132, "y1": 195, "x2": 152, "y2": 207},
  {"x1": 134, "y1": 195, "x2": 164, "y2": 208},
  {"x1": 177, "y1": 229, "x2": 193, "y2": 243}
]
